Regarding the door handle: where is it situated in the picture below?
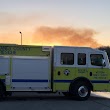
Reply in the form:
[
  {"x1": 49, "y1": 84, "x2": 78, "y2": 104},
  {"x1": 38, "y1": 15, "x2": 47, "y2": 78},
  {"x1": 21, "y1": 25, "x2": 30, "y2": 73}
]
[
  {"x1": 58, "y1": 71, "x2": 61, "y2": 76},
  {"x1": 90, "y1": 72, "x2": 92, "y2": 76}
]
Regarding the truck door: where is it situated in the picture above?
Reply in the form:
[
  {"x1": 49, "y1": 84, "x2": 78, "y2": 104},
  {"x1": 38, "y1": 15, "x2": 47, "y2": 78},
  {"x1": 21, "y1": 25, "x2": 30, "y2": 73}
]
[
  {"x1": 88, "y1": 53, "x2": 109, "y2": 91},
  {"x1": 53, "y1": 47, "x2": 76, "y2": 92},
  {"x1": 75, "y1": 52, "x2": 88, "y2": 78}
]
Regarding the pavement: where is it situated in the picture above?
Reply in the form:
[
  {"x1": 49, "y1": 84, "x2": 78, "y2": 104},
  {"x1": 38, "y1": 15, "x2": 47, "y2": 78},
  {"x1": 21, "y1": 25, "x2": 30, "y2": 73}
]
[{"x1": 0, "y1": 92, "x2": 110, "y2": 110}]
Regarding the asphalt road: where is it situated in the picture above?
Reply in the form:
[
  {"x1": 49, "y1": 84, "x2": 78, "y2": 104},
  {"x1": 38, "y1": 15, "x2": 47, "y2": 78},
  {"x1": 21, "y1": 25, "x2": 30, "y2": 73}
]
[{"x1": 0, "y1": 92, "x2": 110, "y2": 110}]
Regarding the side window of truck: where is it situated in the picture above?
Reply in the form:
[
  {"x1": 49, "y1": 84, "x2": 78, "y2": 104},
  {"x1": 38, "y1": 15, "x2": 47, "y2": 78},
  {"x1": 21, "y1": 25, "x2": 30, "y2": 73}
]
[
  {"x1": 90, "y1": 54, "x2": 104, "y2": 66},
  {"x1": 61, "y1": 53, "x2": 74, "y2": 65},
  {"x1": 78, "y1": 53, "x2": 86, "y2": 65}
]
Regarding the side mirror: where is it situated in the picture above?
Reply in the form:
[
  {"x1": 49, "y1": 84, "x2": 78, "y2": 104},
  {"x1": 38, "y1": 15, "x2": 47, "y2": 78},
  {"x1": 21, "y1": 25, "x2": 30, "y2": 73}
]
[{"x1": 101, "y1": 59, "x2": 106, "y2": 67}]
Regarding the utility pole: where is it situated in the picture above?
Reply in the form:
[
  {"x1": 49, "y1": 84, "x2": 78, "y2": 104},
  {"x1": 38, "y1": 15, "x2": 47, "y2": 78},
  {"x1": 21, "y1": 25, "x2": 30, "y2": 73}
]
[{"x1": 19, "y1": 31, "x2": 22, "y2": 45}]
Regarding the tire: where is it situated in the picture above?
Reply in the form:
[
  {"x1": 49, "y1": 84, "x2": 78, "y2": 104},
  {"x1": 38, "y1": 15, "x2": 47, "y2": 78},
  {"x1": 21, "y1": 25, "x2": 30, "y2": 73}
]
[
  {"x1": 69, "y1": 81, "x2": 91, "y2": 101},
  {"x1": 7, "y1": 92, "x2": 12, "y2": 96}
]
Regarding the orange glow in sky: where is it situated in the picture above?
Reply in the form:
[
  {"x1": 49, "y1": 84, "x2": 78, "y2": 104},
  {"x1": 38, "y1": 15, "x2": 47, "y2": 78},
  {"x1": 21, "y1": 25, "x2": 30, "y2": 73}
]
[
  {"x1": 0, "y1": 0, "x2": 110, "y2": 47},
  {"x1": 0, "y1": 26, "x2": 101, "y2": 48}
]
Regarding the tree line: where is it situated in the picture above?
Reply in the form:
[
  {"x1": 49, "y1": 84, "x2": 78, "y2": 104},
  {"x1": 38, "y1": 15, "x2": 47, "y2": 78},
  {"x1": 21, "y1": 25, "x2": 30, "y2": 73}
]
[{"x1": 98, "y1": 46, "x2": 110, "y2": 62}]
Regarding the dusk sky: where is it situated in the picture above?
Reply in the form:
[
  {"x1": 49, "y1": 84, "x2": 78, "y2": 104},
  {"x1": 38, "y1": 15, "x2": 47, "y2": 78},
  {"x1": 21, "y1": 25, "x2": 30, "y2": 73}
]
[{"x1": 0, "y1": 0, "x2": 110, "y2": 47}]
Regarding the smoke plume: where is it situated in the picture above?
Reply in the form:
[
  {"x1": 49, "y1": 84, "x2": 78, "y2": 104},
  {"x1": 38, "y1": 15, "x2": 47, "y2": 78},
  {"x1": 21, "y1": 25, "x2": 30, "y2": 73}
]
[{"x1": 33, "y1": 26, "x2": 101, "y2": 47}]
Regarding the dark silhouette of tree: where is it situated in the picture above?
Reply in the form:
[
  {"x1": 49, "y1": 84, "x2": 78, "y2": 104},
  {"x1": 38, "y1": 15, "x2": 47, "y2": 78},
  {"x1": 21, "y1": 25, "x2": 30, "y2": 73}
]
[{"x1": 98, "y1": 46, "x2": 110, "y2": 62}]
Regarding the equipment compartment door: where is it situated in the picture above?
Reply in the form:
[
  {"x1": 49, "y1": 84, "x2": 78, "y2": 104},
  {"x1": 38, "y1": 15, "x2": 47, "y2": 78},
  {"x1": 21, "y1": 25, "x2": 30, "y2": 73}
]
[
  {"x1": 0, "y1": 56, "x2": 10, "y2": 76},
  {"x1": 11, "y1": 56, "x2": 50, "y2": 90}
]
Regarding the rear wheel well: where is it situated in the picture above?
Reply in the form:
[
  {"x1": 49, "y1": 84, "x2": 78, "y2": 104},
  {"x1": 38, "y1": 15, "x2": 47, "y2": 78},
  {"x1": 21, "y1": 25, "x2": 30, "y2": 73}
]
[{"x1": 70, "y1": 77, "x2": 93, "y2": 91}]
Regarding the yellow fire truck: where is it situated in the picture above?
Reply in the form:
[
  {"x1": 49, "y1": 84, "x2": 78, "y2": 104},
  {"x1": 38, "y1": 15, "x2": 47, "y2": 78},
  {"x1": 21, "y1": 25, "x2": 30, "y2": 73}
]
[{"x1": 0, "y1": 44, "x2": 110, "y2": 100}]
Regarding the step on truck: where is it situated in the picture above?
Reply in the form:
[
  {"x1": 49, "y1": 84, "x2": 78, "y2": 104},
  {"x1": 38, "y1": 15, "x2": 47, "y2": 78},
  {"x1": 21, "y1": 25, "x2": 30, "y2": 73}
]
[{"x1": 0, "y1": 44, "x2": 110, "y2": 101}]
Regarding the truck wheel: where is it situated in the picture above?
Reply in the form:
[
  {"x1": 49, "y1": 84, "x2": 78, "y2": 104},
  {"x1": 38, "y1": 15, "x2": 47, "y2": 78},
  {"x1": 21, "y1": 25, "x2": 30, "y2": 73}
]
[
  {"x1": 70, "y1": 81, "x2": 91, "y2": 101},
  {"x1": 0, "y1": 84, "x2": 5, "y2": 100}
]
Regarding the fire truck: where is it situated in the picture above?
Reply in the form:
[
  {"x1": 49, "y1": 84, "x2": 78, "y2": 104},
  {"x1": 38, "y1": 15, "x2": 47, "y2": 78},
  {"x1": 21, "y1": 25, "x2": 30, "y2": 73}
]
[{"x1": 0, "y1": 44, "x2": 110, "y2": 100}]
